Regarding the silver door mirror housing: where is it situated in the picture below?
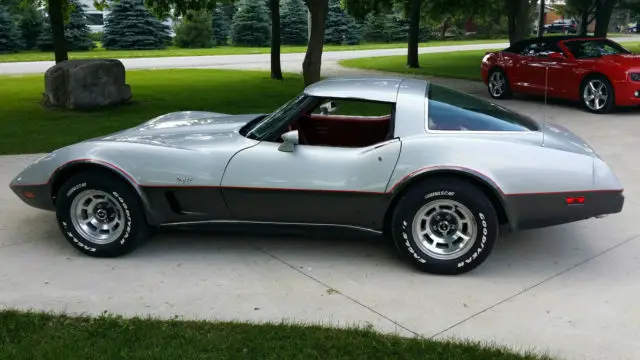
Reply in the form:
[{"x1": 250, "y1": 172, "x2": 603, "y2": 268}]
[{"x1": 278, "y1": 130, "x2": 299, "y2": 152}]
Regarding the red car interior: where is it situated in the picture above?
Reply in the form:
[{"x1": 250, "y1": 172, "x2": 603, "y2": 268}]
[{"x1": 291, "y1": 114, "x2": 392, "y2": 148}]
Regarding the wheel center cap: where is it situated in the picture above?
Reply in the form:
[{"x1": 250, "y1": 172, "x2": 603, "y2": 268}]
[
  {"x1": 96, "y1": 209, "x2": 107, "y2": 220},
  {"x1": 438, "y1": 221, "x2": 450, "y2": 233}
]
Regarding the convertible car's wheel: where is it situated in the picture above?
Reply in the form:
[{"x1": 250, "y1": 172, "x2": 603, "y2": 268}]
[
  {"x1": 55, "y1": 170, "x2": 150, "y2": 257},
  {"x1": 487, "y1": 68, "x2": 512, "y2": 100},
  {"x1": 390, "y1": 177, "x2": 499, "y2": 275},
  {"x1": 581, "y1": 75, "x2": 615, "y2": 114}
]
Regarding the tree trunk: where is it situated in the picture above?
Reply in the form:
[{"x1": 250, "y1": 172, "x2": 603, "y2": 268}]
[
  {"x1": 537, "y1": 0, "x2": 545, "y2": 37},
  {"x1": 302, "y1": 0, "x2": 328, "y2": 86},
  {"x1": 407, "y1": 0, "x2": 421, "y2": 68},
  {"x1": 579, "y1": 11, "x2": 589, "y2": 35},
  {"x1": 594, "y1": 0, "x2": 616, "y2": 37},
  {"x1": 48, "y1": 0, "x2": 68, "y2": 63},
  {"x1": 507, "y1": 0, "x2": 529, "y2": 45},
  {"x1": 269, "y1": 0, "x2": 283, "y2": 80}
]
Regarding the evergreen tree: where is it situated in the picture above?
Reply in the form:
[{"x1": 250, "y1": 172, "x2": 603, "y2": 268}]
[
  {"x1": 212, "y1": 4, "x2": 230, "y2": 45},
  {"x1": 280, "y1": 0, "x2": 307, "y2": 45},
  {"x1": 102, "y1": 0, "x2": 171, "y2": 50},
  {"x1": 0, "y1": 5, "x2": 23, "y2": 53},
  {"x1": 65, "y1": 0, "x2": 95, "y2": 51},
  {"x1": 324, "y1": 0, "x2": 360, "y2": 45},
  {"x1": 362, "y1": 13, "x2": 405, "y2": 43},
  {"x1": 17, "y1": 6, "x2": 43, "y2": 50},
  {"x1": 36, "y1": 17, "x2": 54, "y2": 51},
  {"x1": 231, "y1": 0, "x2": 271, "y2": 46},
  {"x1": 175, "y1": 10, "x2": 213, "y2": 48}
]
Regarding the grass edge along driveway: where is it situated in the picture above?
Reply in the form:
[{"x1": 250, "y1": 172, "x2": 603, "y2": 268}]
[
  {"x1": 0, "y1": 309, "x2": 556, "y2": 360},
  {"x1": 339, "y1": 42, "x2": 640, "y2": 82}
]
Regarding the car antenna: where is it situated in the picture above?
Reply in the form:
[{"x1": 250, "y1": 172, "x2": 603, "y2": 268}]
[{"x1": 542, "y1": 64, "x2": 549, "y2": 145}]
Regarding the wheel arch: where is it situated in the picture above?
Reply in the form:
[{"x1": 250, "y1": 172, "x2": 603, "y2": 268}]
[
  {"x1": 382, "y1": 169, "x2": 510, "y2": 236},
  {"x1": 49, "y1": 161, "x2": 158, "y2": 225}
]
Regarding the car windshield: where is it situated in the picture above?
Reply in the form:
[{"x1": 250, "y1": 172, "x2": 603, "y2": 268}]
[
  {"x1": 427, "y1": 84, "x2": 539, "y2": 131},
  {"x1": 240, "y1": 93, "x2": 311, "y2": 140},
  {"x1": 563, "y1": 39, "x2": 631, "y2": 59}
]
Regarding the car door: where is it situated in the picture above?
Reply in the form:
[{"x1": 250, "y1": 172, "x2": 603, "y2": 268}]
[
  {"x1": 513, "y1": 41, "x2": 546, "y2": 94},
  {"x1": 220, "y1": 138, "x2": 401, "y2": 229},
  {"x1": 527, "y1": 42, "x2": 579, "y2": 99},
  {"x1": 219, "y1": 97, "x2": 402, "y2": 230}
]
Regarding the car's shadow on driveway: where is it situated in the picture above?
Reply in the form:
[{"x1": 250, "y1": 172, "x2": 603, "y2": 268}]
[{"x1": 119, "y1": 222, "x2": 603, "y2": 278}]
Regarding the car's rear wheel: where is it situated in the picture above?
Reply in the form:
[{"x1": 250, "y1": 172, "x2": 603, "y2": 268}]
[
  {"x1": 390, "y1": 177, "x2": 499, "y2": 275},
  {"x1": 581, "y1": 75, "x2": 615, "y2": 114},
  {"x1": 55, "y1": 170, "x2": 151, "y2": 257},
  {"x1": 488, "y1": 68, "x2": 512, "y2": 99}
]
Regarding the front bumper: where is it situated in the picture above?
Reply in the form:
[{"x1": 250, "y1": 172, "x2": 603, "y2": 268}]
[
  {"x1": 614, "y1": 80, "x2": 640, "y2": 107},
  {"x1": 9, "y1": 184, "x2": 55, "y2": 211},
  {"x1": 506, "y1": 189, "x2": 624, "y2": 230}
]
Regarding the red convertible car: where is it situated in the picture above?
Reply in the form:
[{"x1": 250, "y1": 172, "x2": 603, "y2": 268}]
[{"x1": 481, "y1": 36, "x2": 640, "y2": 113}]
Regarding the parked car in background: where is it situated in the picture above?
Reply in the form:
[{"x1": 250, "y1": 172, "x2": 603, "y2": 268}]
[
  {"x1": 481, "y1": 36, "x2": 640, "y2": 113},
  {"x1": 545, "y1": 19, "x2": 578, "y2": 34}
]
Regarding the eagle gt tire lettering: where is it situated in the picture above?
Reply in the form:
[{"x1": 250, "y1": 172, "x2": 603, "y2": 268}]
[
  {"x1": 55, "y1": 170, "x2": 150, "y2": 257},
  {"x1": 390, "y1": 177, "x2": 499, "y2": 275}
]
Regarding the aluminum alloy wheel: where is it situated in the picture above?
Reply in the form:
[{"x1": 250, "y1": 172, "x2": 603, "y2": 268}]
[
  {"x1": 411, "y1": 199, "x2": 478, "y2": 260},
  {"x1": 489, "y1": 72, "x2": 506, "y2": 97},
  {"x1": 583, "y1": 79, "x2": 609, "y2": 111},
  {"x1": 70, "y1": 189, "x2": 125, "y2": 245}
]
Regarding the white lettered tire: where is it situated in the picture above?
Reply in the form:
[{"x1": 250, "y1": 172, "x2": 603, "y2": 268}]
[
  {"x1": 55, "y1": 170, "x2": 150, "y2": 257},
  {"x1": 391, "y1": 177, "x2": 499, "y2": 275}
]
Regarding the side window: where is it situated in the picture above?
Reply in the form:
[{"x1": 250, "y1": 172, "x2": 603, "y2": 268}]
[
  {"x1": 426, "y1": 84, "x2": 539, "y2": 132},
  {"x1": 310, "y1": 98, "x2": 393, "y2": 117},
  {"x1": 297, "y1": 98, "x2": 394, "y2": 148}
]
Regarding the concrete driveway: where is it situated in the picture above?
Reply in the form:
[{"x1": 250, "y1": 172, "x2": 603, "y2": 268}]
[{"x1": 1, "y1": 77, "x2": 640, "y2": 359}]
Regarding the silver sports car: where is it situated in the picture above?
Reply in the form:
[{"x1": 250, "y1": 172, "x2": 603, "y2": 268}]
[{"x1": 9, "y1": 76, "x2": 625, "y2": 275}]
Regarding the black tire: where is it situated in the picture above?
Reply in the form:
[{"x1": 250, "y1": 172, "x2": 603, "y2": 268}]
[
  {"x1": 390, "y1": 177, "x2": 499, "y2": 275},
  {"x1": 487, "y1": 68, "x2": 512, "y2": 100},
  {"x1": 580, "y1": 75, "x2": 615, "y2": 114},
  {"x1": 55, "y1": 170, "x2": 151, "y2": 257}
]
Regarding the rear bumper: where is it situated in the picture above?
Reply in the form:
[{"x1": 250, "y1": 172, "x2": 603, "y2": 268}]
[
  {"x1": 9, "y1": 184, "x2": 55, "y2": 211},
  {"x1": 505, "y1": 189, "x2": 624, "y2": 230}
]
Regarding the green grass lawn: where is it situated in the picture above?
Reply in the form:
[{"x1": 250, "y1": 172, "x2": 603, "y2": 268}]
[
  {"x1": 0, "y1": 69, "x2": 305, "y2": 155},
  {"x1": 0, "y1": 309, "x2": 553, "y2": 360},
  {"x1": 0, "y1": 38, "x2": 511, "y2": 63},
  {"x1": 340, "y1": 41, "x2": 640, "y2": 82}
]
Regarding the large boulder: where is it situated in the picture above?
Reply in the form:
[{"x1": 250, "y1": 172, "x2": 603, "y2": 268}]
[{"x1": 43, "y1": 59, "x2": 132, "y2": 110}]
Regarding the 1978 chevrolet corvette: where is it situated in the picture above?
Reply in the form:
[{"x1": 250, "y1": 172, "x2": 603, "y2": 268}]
[{"x1": 9, "y1": 76, "x2": 625, "y2": 274}]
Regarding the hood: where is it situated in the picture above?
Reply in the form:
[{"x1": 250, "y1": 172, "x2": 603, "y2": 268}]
[
  {"x1": 541, "y1": 121, "x2": 596, "y2": 157},
  {"x1": 602, "y1": 54, "x2": 640, "y2": 67},
  {"x1": 88, "y1": 111, "x2": 264, "y2": 150}
]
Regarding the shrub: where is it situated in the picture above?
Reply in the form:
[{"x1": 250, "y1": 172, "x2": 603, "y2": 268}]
[
  {"x1": 280, "y1": 0, "x2": 307, "y2": 45},
  {"x1": 175, "y1": 11, "x2": 213, "y2": 48},
  {"x1": 0, "y1": 5, "x2": 23, "y2": 53},
  {"x1": 230, "y1": 0, "x2": 270, "y2": 47},
  {"x1": 102, "y1": 0, "x2": 171, "y2": 50}
]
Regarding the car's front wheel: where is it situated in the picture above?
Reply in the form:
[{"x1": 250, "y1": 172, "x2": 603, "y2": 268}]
[
  {"x1": 55, "y1": 170, "x2": 151, "y2": 257},
  {"x1": 487, "y1": 68, "x2": 512, "y2": 99},
  {"x1": 581, "y1": 75, "x2": 615, "y2": 114},
  {"x1": 390, "y1": 177, "x2": 499, "y2": 275}
]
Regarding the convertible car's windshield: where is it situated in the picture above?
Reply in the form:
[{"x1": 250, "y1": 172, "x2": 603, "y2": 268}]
[
  {"x1": 240, "y1": 93, "x2": 311, "y2": 140},
  {"x1": 563, "y1": 39, "x2": 631, "y2": 59}
]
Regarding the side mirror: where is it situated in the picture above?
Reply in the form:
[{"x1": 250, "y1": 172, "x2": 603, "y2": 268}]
[
  {"x1": 548, "y1": 52, "x2": 566, "y2": 60},
  {"x1": 278, "y1": 130, "x2": 299, "y2": 152}
]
